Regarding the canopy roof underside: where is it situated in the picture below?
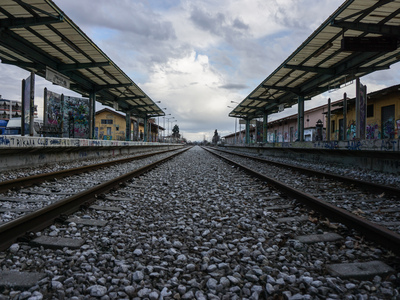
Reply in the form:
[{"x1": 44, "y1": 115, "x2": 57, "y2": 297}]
[
  {"x1": 0, "y1": 0, "x2": 164, "y2": 118},
  {"x1": 230, "y1": 0, "x2": 400, "y2": 119}
]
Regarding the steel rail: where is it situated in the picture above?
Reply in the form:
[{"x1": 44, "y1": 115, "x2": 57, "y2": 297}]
[
  {"x1": 212, "y1": 147, "x2": 400, "y2": 198},
  {"x1": 0, "y1": 147, "x2": 190, "y2": 251},
  {"x1": 204, "y1": 147, "x2": 400, "y2": 255},
  {"x1": 0, "y1": 148, "x2": 180, "y2": 194}
]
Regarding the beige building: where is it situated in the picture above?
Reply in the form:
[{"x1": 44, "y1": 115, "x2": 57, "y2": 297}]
[
  {"x1": 330, "y1": 84, "x2": 400, "y2": 140},
  {"x1": 95, "y1": 108, "x2": 163, "y2": 141},
  {"x1": 224, "y1": 84, "x2": 400, "y2": 144}
]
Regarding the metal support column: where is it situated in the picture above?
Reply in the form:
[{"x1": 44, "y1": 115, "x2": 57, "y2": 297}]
[
  {"x1": 143, "y1": 116, "x2": 148, "y2": 142},
  {"x1": 234, "y1": 118, "x2": 237, "y2": 144},
  {"x1": 29, "y1": 72, "x2": 35, "y2": 136},
  {"x1": 327, "y1": 98, "x2": 331, "y2": 141},
  {"x1": 355, "y1": 77, "x2": 360, "y2": 139},
  {"x1": 343, "y1": 92, "x2": 347, "y2": 141},
  {"x1": 89, "y1": 91, "x2": 96, "y2": 139},
  {"x1": 245, "y1": 119, "x2": 250, "y2": 145},
  {"x1": 125, "y1": 111, "x2": 131, "y2": 141},
  {"x1": 263, "y1": 113, "x2": 268, "y2": 143},
  {"x1": 297, "y1": 95, "x2": 304, "y2": 141},
  {"x1": 136, "y1": 118, "x2": 140, "y2": 141}
]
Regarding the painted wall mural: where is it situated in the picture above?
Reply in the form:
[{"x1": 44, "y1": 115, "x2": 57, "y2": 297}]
[
  {"x1": 45, "y1": 90, "x2": 62, "y2": 126},
  {"x1": 366, "y1": 123, "x2": 379, "y2": 140},
  {"x1": 63, "y1": 96, "x2": 90, "y2": 139},
  {"x1": 396, "y1": 118, "x2": 400, "y2": 138},
  {"x1": 383, "y1": 117, "x2": 395, "y2": 139},
  {"x1": 45, "y1": 89, "x2": 89, "y2": 139},
  {"x1": 347, "y1": 120, "x2": 356, "y2": 140}
]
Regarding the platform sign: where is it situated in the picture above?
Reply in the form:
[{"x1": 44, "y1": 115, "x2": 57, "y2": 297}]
[
  {"x1": 239, "y1": 119, "x2": 256, "y2": 125},
  {"x1": 46, "y1": 67, "x2": 70, "y2": 89}
]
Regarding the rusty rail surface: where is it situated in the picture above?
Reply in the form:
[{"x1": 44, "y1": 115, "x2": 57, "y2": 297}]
[
  {"x1": 204, "y1": 147, "x2": 400, "y2": 255},
  {"x1": 0, "y1": 147, "x2": 190, "y2": 251}
]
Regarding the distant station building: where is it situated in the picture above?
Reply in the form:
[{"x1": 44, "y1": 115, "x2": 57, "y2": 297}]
[
  {"x1": 224, "y1": 84, "x2": 400, "y2": 144},
  {"x1": 95, "y1": 108, "x2": 164, "y2": 141},
  {"x1": 330, "y1": 84, "x2": 400, "y2": 140}
]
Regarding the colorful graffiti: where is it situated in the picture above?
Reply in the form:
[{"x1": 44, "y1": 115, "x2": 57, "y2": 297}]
[
  {"x1": 347, "y1": 140, "x2": 363, "y2": 150},
  {"x1": 45, "y1": 90, "x2": 89, "y2": 139},
  {"x1": 63, "y1": 96, "x2": 90, "y2": 139},
  {"x1": 347, "y1": 120, "x2": 356, "y2": 140},
  {"x1": 331, "y1": 130, "x2": 339, "y2": 141},
  {"x1": 46, "y1": 91, "x2": 62, "y2": 126},
  {"x1": 382, "y1": 118, "x2": 395, "y2": 139},
  {"x1": 366, "y1": 123, "x2": 379, "y2": 140},
  {"x1": 396, "y1": 119, "x2": 400, "y2": 138}
]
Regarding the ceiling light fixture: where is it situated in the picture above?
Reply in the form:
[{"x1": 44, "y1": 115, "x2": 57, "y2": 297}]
[
  {"x1": 61, "y1": 37, "x2": 81, "y2": 54},
  {"x1": 103, "y1": 71, "x2": 114, "y2": 80},
  {"x1": 313, "y1": 42, "x2": 333, "y2": 58}
]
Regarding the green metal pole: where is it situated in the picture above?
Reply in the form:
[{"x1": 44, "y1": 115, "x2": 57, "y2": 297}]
[
  {"x1": 245, "y1": 119, "x2": 250, "y2": 145},
  {"x1": 263, "y1": 113, "x2": 268, "y2": 143},
  {"x1": 89, "y1": 91, "x2": 96, "y2": 139},
  {"x1": 297, "y1": 95, "x2": 304, "y2": 141},
  {"x1": 143, "y1": 116, "x2": 148, "y2": 142},
  {"x1": 125, "y1": 111, "x2": 131, "y2": 141}
]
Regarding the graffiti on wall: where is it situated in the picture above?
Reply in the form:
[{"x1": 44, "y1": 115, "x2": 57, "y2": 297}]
[
  {"x1": 46, "y1": 91, "x2": 62, "y2": 126},
  {"x1": 331, "y1": 130, "x2": 339, "y2": 141},
  {"x1": 63, "y1": 96, "x2": 90, "y2": 139},
  {"x1": 366, "y1": 123, "x2": 379, "y2": 140},
  {"x1": 383, "y1": 118, "x2": 395, "y2": 139},
  {"x1": 347, "y1": 120, "x2": 356, "y2": 140},
  {"x1": 397, "y1": 119, "x2": 400, "y2": 138},
  {"x1": 347, "y1": 140, "x2": 363, "y2": 150},
  {"x1": 45, "y1": 90, "x2": 90, "y2": 139}
]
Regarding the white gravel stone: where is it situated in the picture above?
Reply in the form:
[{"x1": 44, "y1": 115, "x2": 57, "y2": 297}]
[
  {"x1": 9, "y1": 243, "x2": 19, "y2": 253},
  {"x1": 88, "y1": 285, "x2": 107, "y2": 297}
]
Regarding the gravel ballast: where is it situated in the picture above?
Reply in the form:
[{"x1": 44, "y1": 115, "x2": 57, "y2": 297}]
[{"x1": 0, "y1": 146, "x2": 399, "y2": 299}]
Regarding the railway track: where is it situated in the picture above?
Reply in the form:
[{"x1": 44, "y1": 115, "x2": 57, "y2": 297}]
[
  {"x1": 0, "y1": 147, "x2": 190, "y2": 250},
  {"x1": 0, "y1": 146, "x2": 399, "y2": 299},
  {"x1": 205, "y1": 147, "x2": 400, "y2": 255},
  {"x1": 0, "y1": 148, "x2": 180, "y2": 192}
]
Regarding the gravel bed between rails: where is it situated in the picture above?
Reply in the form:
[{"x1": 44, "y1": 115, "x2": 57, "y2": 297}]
[
  {"x1": 214, "y1": 149, "x2": 400, "y2": 235},
  {"x1": 0, "y1": 151, "x2": 177, "y2": 225},
  {"x1": 217, "y1": 148, "x2": 400, "y2": 188},
  {"x1": 0, "y1": 146, "x2": 399, "y2": 300},
  {"x1": 0, "y1": 149, "x2": 168, "y2": 183}
]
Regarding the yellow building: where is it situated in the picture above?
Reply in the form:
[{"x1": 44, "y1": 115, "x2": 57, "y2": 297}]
[
  {"x1": 95, "y1": 108, "x2": 163, "y2": 141},
  {"x1": 330, "y1": 84, "x2": 400, "y2": 140}
]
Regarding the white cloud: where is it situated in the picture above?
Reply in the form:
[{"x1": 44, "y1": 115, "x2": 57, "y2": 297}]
[{"x1": 142, "y1": 51, "x2": 243, "y2": 140}]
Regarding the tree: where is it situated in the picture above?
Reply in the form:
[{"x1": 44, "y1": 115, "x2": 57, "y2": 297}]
[
  {"x1": 212, "y1": 129, "x2": 220, "y2": 144},
  {"x1": 172, "y1": 124, "x2": 180, "y2": 138}
]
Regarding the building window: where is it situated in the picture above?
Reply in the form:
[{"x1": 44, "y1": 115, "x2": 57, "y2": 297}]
[
  {"x1": 101, "y1": 119, "x2": 113, "y2": 124},
  {"x1": 331, "y1": 120, "x2": 335, "y2": 133},
  {"x1": 367, "y1": 104, "x2": 374, "y2": 118},
  {"x1": 107, "y1": 127, "x2": 111, "y2": 135},
  {"x1": 116, "y1": 126, "x2": 119, "y2": 131}
]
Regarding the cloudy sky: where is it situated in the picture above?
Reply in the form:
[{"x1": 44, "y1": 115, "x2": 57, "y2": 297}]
[{"x1": 1, "y1": 0, "x2": 400, "y2": 141}]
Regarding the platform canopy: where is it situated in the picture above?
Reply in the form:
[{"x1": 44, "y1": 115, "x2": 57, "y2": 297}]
[
  {"x1": 0, "y1": 0, "x2": 164, "y2": 118},
  {"x1": 229, "y1": 0, "x2": 400, "y2": 119}
]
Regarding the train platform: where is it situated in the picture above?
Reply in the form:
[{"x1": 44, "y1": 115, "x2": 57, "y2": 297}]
[
  {"x1": 0, "y1": 134, "x2": 183, "y2": 171},
  {"x1": 221, "y1": 138, "x2": 400, "y2": 174}
]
